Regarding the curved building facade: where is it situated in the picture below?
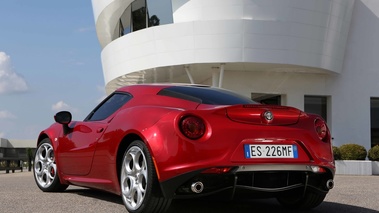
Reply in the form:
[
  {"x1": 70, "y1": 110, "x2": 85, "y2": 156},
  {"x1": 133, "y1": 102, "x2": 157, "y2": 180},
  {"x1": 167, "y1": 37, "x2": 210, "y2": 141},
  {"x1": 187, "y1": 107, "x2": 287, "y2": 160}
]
[{"x1": 92, "y1": 0, "x2": 379, "y2": 150}]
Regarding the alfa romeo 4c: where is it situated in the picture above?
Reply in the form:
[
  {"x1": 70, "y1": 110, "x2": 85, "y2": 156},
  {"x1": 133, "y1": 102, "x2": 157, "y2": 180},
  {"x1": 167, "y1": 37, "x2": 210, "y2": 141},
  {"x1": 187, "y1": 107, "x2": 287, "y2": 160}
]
[{"x1": 33, "y1": 84, "x2": 334, "y2": 213}]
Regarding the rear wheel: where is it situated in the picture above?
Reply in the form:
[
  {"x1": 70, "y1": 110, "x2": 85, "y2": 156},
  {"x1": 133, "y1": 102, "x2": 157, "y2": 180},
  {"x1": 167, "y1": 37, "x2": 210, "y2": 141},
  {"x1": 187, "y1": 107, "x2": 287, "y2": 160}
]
[
  {"x1": 120, "y1": 140, "x2": 171, "y2": 213},
  {"x1": 277, "y1": 190, "x2": 326, "y2": 210},
  {"x1": 33, "y1": 138, "x2": 68, "y2": 192}
]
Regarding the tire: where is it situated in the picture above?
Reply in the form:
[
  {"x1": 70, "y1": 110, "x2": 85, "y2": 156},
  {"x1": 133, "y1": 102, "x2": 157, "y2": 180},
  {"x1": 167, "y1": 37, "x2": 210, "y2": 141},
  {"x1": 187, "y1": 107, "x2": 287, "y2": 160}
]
[
  {"x1": 120, "y1": 140, "x2": 172, "y2": 213},
  {"x1": 277, "y1": 190, "x2": 326, "y2": 210},
  {"x1": 33, "y1": 138, "x2": 68, "y2": 192}
]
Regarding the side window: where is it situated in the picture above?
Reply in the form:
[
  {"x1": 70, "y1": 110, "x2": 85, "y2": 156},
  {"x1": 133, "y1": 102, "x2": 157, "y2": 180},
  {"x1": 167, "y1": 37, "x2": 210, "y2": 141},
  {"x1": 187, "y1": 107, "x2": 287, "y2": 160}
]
[{"x1": 86, "y1": 93, "x2": 132, "y2": 121}]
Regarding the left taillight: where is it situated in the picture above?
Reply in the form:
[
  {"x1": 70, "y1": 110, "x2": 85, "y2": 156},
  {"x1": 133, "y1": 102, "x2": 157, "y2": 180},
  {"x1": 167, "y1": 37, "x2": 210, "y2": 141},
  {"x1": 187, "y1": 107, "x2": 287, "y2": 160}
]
[
  {"x1": 179, "y1": 116, "x2": 206, "y2": 140},
  {"x1": 315, "y1": 118, "x2": 328, "y2": 142}
]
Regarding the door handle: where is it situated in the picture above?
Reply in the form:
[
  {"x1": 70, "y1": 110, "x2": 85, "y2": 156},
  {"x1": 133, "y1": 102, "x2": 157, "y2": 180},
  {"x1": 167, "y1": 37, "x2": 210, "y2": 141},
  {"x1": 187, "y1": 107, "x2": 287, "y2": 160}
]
[{"x1": 97, "y1": 128, "x2": 104, "y2": 133}]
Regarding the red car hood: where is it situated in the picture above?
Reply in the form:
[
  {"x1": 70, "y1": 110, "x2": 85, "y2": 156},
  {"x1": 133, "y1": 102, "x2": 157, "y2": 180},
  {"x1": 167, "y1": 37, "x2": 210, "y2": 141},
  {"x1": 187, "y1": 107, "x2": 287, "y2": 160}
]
[{"x1": 225, "y1": 104, "x2": 303, "y2": 125}]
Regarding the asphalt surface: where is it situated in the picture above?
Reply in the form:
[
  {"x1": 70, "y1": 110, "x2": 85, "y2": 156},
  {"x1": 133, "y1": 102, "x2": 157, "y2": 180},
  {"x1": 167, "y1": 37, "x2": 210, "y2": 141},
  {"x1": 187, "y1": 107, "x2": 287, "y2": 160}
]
[{"x1": 0, "y1": 171, "x2": 378, "y2": 213}]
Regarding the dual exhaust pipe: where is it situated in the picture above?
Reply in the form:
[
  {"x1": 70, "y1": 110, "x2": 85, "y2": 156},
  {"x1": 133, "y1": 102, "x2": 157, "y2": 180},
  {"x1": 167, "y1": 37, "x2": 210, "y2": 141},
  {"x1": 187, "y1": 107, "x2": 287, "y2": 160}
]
[
  {"x1": 190, "y1": 179, "x2": 334, "y2": 194},
  {"x1": 326, "y1": 179, "x2": 334, "y2": 189},
  {"x1": 191, "y1": 181, "x2": 204, "y2": 193}
]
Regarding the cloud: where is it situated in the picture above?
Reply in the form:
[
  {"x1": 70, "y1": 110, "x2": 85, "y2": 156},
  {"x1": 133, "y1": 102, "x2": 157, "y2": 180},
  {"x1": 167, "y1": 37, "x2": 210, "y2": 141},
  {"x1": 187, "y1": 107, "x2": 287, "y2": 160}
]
[
  {"x1": 0, "y1": 52, "x2": 29, "y2": 94},
  {"x1": 0, "y1": 132, "x2": 4, "y2": 138},
  {"x1": 52, "y1": 101, "x2": 76, "y2": 112},
  {"x1": 0, "y1": 110, "x2": 16, "y2": 119}
]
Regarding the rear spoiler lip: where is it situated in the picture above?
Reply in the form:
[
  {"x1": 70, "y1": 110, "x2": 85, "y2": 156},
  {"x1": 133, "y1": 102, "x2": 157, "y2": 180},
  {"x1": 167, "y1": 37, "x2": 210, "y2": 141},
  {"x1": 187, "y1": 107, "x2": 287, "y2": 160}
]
[{"x1": 225, "y1": 104, "x2": 302, "y2": 125}]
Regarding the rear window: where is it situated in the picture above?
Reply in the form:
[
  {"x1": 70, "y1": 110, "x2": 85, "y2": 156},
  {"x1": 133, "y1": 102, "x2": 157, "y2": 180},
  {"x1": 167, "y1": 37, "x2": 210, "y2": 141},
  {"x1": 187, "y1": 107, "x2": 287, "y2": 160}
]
[{"x1": 157, "y1": 86, "x2": 256, "y2": 105}]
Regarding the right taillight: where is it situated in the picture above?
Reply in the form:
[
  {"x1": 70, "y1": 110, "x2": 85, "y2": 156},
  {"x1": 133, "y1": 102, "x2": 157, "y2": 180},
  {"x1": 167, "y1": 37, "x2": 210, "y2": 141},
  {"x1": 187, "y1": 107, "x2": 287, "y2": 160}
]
[
  {"x1": 179, "y1": 116, "x2": 205, "y2": 140},
  {"x1": 315, "y1": 118, "x2": 328, "y2": 142}
]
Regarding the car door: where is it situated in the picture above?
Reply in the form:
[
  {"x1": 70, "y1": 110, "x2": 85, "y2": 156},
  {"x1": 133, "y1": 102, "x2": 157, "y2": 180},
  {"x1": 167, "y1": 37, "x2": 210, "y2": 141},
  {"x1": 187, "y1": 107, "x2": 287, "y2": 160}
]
[
  {"x1": 57, "y1": 92, "x2": 133, "y2": 176},
  {"x1": 57, "y1": 121, "x2": 108, "y2": 175}
]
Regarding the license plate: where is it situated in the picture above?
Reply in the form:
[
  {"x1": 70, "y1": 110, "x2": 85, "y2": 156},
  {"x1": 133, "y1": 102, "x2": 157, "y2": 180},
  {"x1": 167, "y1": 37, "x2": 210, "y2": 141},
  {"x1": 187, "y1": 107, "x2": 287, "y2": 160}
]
[{"x1": 244, "y1": 144, "x2": 298, "y2": 158}]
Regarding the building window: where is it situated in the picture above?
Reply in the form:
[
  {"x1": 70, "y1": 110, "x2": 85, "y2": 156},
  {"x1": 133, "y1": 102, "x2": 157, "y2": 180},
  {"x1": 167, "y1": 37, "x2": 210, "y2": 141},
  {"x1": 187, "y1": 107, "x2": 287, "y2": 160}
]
[
  {"x1": 120, "y1": 6, "x2": 132, "y2": 36},
  {"x1": 131, "y1": 0, "x2": 147, "y2": 32},
  {"x1": 370, "y1": 98, "x2": 379, "y2": 147},
  {"x1": 251, "y1": 93, "x2": 281, "y2": 105},
  {"x1": 147, "y1": 0, "x2": 173, "y2": 26},
  {"x1": 119, "y1": 0, "x2": 173, "y2": 37},
  {"x1": 304, "y1": 96, "x2": 327, "y2": 122}
]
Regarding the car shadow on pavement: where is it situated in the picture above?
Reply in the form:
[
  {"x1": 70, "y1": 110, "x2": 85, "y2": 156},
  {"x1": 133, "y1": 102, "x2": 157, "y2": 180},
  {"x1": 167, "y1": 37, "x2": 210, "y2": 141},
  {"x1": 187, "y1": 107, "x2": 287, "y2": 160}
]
[
  {"x1": 65, "y1": 188, "x2": 124, "y2": 205},
  {"x1": 65, "y1": 188, "x2": 378, "y2": 213},
  {"x1": 168, "y1": 198, "x2": 379, "y2": 213}
]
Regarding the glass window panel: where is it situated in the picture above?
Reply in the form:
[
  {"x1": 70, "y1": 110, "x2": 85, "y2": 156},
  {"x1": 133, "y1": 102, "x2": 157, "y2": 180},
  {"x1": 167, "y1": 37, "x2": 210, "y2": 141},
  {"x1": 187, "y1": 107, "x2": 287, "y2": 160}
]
[
  {"x1": 86, "y1": 93, "x2": 132, "y2": 121},
  {"x1": 120, "y1": 5, "x2": 132, "y2": 36},
  {"x1": 119, "y1": 0, "x2": 174, "y2": 38},
  {"x1": 132, "y1": 0, "x2": 147, "y2": 32},
  {"x1": 251, "y1": 93, "x2": 281, "y2": 105},
  {"x1": 370, "y1": 98, "x2": 379, "y2": 147},
  {"x1": 304, "y1": 96, "x2": 327, "y2": 122},
  {"x1": 147, "y1": 0, "x2": 173, "y2": 27},
  {"x1": 159, "y1": 86, "x2": 256, "y2": 105}
]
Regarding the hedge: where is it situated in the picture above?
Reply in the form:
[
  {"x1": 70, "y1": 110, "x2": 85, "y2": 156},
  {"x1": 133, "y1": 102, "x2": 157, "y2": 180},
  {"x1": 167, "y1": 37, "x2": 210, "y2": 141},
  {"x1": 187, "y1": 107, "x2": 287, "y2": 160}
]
[
  {"x1": 339, "y1": 144, "x2": 367, "y2": 160},
  {"x1": 332, "y1": 146, "x2": 341, "y2": 160},
  {"x1": 368, "y1": 145, "x2": 379, "y2": 161}
]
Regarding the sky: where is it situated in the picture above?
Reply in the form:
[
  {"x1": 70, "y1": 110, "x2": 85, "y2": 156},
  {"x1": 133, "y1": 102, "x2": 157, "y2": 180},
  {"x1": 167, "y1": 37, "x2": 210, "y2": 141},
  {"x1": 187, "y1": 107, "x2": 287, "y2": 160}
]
[{"x1": 0, "y1": 1, "x2": 106, "y2": 140}]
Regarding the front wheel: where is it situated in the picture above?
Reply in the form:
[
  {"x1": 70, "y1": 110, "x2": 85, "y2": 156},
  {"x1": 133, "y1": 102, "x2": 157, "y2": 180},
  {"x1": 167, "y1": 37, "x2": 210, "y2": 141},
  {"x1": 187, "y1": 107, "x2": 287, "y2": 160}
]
[
  {"x1": 33, "y1": 138, "x2": 68, "y2": 192},
  {"x1": 120, "y1": 140, "x2": 171, "y2": 213}
]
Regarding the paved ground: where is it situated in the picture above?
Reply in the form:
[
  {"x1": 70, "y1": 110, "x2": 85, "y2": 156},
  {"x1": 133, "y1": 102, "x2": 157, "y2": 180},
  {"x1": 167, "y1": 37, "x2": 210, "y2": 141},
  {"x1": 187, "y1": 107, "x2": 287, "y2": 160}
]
[{"x1": 0, "y1": 171, "x2": 378, "y2": 213}]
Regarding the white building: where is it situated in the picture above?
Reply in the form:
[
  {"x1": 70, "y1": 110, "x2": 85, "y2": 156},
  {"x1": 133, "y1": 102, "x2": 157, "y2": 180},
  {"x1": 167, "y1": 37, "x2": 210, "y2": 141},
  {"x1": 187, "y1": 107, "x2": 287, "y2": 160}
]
[{"x1": 91, "y1": 0, "x2": 379, "y2": 150}]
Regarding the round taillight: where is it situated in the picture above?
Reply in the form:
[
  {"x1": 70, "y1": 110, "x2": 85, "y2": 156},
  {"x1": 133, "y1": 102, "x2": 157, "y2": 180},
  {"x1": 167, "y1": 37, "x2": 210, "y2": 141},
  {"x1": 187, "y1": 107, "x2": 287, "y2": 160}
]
[
  {"x1": 315, "y1": 118, "x2": 328, "y2": 141},
  {"x1": 179, "y1": 116, "x2": 205, "y2": 140}
]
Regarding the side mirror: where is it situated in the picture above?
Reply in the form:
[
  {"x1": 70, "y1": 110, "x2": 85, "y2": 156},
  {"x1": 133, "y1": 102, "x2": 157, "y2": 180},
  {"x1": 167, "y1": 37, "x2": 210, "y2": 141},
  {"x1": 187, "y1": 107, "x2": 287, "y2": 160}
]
[{"x1": 54, "y1": 111, "x2": 72, "y2": 134}]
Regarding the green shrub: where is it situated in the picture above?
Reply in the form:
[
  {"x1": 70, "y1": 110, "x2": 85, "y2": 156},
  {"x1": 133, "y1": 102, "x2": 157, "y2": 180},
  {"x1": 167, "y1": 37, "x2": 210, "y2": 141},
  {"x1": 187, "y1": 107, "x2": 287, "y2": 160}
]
[
  {"x1": 339, "y1": 144, "x2": 367, "y2": 160},
  {"x1": 332, "y1": 146, "x2": 341, "y2": 160},
  {"x1": 368, "y1": 145, "x2": 379, "y2": 161}
]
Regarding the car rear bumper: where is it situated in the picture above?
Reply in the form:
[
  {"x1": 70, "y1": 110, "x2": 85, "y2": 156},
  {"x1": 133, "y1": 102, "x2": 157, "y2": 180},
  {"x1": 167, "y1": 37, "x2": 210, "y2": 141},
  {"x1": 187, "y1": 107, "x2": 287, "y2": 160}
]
[{"x1": 160, "y1": 164, "x2": 334, "y2": 199}]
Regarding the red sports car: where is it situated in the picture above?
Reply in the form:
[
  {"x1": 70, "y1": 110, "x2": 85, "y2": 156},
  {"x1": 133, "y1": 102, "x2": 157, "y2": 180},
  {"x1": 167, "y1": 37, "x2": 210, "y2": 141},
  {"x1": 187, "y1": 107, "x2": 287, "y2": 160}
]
[{"x1": 33, "y1": 84, "x2": 335, "y2": 213}]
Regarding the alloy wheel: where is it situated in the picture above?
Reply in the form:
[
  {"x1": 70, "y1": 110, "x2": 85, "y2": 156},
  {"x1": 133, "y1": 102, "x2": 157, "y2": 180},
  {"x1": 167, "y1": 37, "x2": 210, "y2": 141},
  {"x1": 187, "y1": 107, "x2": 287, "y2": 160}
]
[
  {"x1": 121, "y1": 145, "x2": 148, "y2": 211},
  {"x1": 34, "y1": 143, "x2": 57, "y2": 188}
]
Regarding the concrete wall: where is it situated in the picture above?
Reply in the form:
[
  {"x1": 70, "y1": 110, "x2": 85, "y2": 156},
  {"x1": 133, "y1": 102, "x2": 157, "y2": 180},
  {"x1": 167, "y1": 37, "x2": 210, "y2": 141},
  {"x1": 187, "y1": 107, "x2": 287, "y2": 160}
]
[
  {"x1": 91, "y1": 0, "x2": 379, "y2": 150},
  {"x1": 329, "y1": 0, "x2": 379, "y2": 150}
]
